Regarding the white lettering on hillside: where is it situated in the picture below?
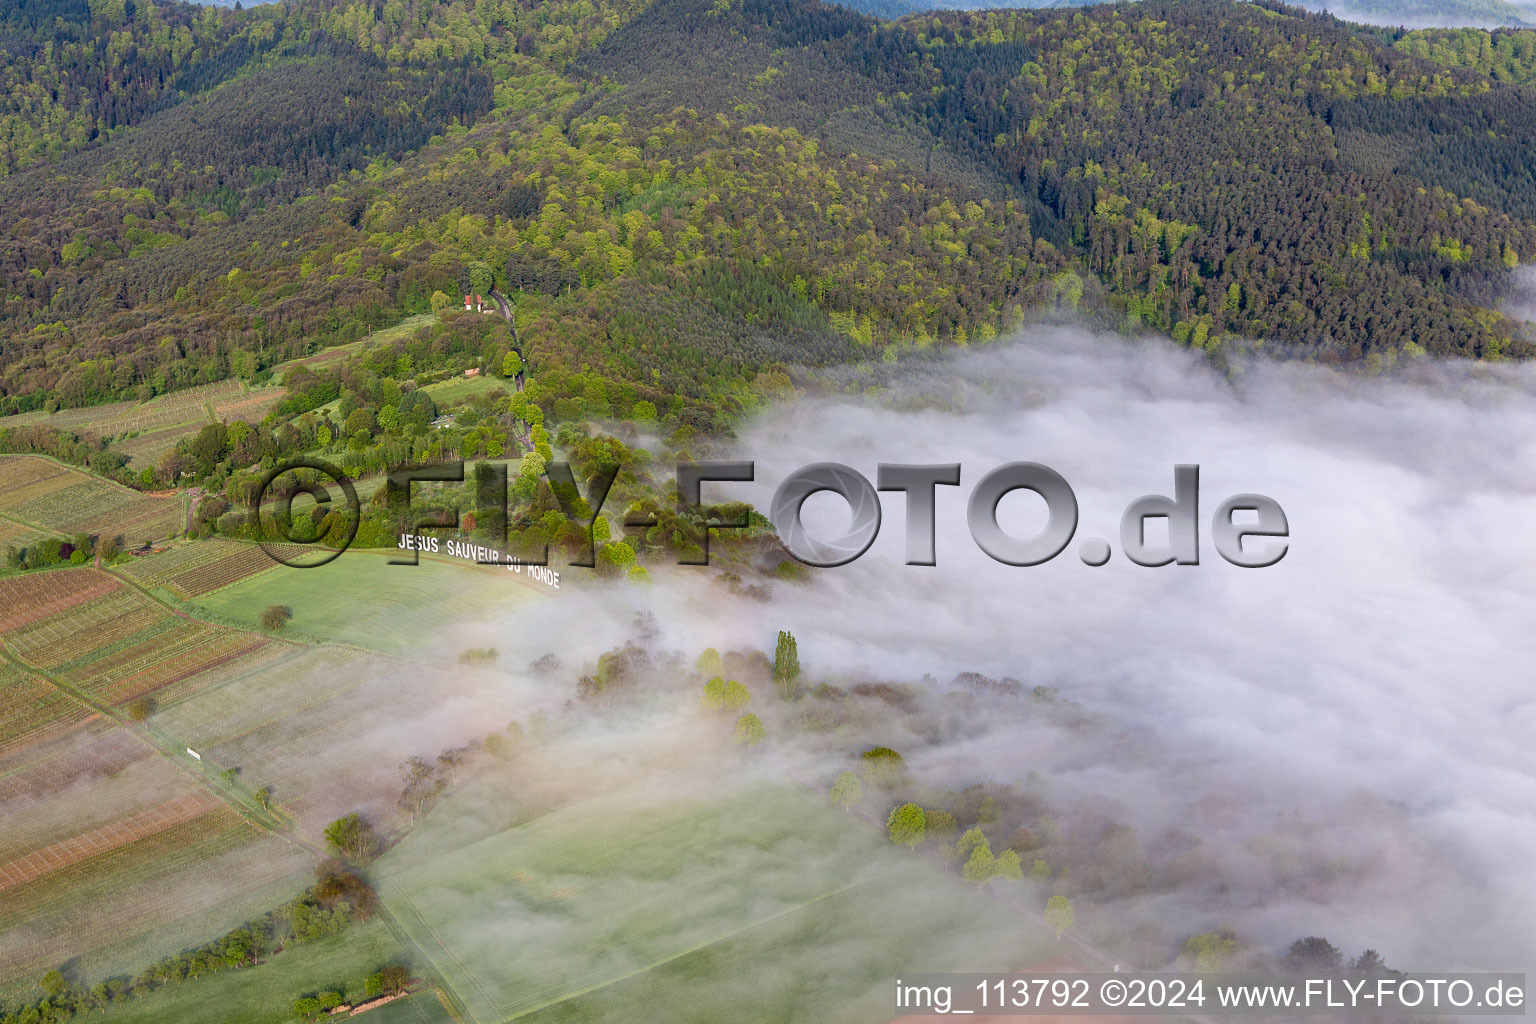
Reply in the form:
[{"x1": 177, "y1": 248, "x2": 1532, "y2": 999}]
[{"x1": 397, "y1": 533, "x2": 560, "y2": 589}]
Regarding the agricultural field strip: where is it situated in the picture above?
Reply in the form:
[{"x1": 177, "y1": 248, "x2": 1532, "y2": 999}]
[
  {"x1": 44, "y1": 611, "x2": 185, "y2": 673},
  {"x1": 0, "y1": 809, "x2": 296, "y2": 982},
  {"x1": 116, "y1": 541, "x2": 241, "y2": 588},
  {"x1": 169, "y1": 545, "x2": 294, "y2": 597},
  {"x1": 0, "y1": 666, "x2": 90, "y2": 749},
  {"x1": 1, "y1": 579, "x2": 288, "y2": 713},
  {"x1": 0, "y1": 712, "x2": 113, "y2": 783},
  {"x1": 0, "y1": 457, "x2": 182, "y2": 541},
  {"x1": 4, "y1": 381, "x2": 282, "y2": 436},
  {"x1": 0, "y1": 509, "x2": 55, "y2": 541},
  {"x1": 0, "y1": 571, "x2": 314, "y2": 835},
  {"x1": 0, "y1": 571, "x2": 122, "y2": 631},
  {"x1": 0, "y1": 460, "x2": 76, "y2": 503},
  {"x1": 0, "y1": 516, "x2": 48, "y2": 544},
  {"x1": 0, "y1": 792, "x2": 221, "y2": 893},
  {"x1": 96, "y1": 636, "x2": 277, "y2": 707},
  {"x1": 2, "y1": 587, "x2": 164, "y2": 661},
  {"x1": 0, "y1": 658, "x2": 328, "y2": 991},
  {"x1": 117, "y1": 541, "x2": 288, "y2": 599}
]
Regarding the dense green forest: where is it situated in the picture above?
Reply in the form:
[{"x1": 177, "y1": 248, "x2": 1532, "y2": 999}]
[
  {"x1": 2, "y1": 0, "x2": 1536, "y2": 436},
  {"x1": 1395, "y1": 25, "x2": 1536, "y2": 82}
]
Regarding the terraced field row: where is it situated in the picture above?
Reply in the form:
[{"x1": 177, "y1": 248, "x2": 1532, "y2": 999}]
[
  {"x1": 0, "y1": 805, "x2": 312, "y2": 987},
  {"x1": 0, "y1": 569, "x2": 122, "y2": 631},
  {"x1": 0, "y1": 665, "x2": 90, "y2": 755},
  {"x1": 0, "y1": 792, "x2": 222, "y2": 893},
  {"x1": 0, "y1": 569, "x2": 294, "y2": 714}
]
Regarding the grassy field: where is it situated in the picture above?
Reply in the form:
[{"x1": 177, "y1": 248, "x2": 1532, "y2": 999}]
[
  {"x1": 424, "y1": 373, "x2": 514, "y2": 405},
  {"x1": 189, "y1": 548, "x2": 550, "y2": 654},
  {"x1": 87, "y1": 921, "x2": 413, "y2": 1024},
  {"x1": 380, "y1": 775, "x2": 1047, "y2": 1024},
  {"x1": 352, "y1": 993, "x2": 459, "y2": 1024}
]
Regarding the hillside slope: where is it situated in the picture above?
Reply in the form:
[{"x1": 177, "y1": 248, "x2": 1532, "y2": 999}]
[{"x1": 1, "y1": 0, "x2": 1535, "y2": 428}]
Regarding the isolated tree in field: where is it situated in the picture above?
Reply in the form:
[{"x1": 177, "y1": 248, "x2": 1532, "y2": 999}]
[
  {"x1": 261, "y1": 604, "x2": 292, "y2": 630},
  {"x1": 772, "y1": 630, "x2": 800, "y2": 700},
  {"x1": 323, "y1": 813, "x2": 381, "y2": 864},
  {"x1": 732, "y1": 712, "x2": 765, "y2": 747},
  {"x1": 254, "y1": 787, "x2": 271, "y2": 812},
  {"x1": 696, "y1": 647, "x2": 724, "y2": 678},
  {"x1": 887, "y1": 802, "x2": 926, "y2": 849},
  {"x1": 994, "y1": 849, "x2": 1024, "y2": 882},
  {"x1": 293, "y1": 996, "x2": 321, "y2": 1019},
  {"x1": 1044, "y1": 894, "x2": 1075, "y2": 939},
  {"x1": 125, "y1": 695, "x2": 156, "y2": 722},
  {"x1": 379, "y1": 965, "x2": 410, "y2": 995},
  {"x1": 828, "y1": 770, "x2": 862, "y2": 810},
  {"x1": 317, "y1": 991, "x2": 342, "y2": 1010},
  {"x1": 963, "y1": 842, "x2": 996, "y2": 884}
]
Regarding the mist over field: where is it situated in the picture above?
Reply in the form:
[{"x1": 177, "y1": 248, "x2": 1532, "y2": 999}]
[{"x1": 448, "y1": 328, "x2": 1536, "y2": 980}]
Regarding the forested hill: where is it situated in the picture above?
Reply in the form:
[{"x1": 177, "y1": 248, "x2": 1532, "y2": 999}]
[{"x1": 2, "y1": 0, "x2": 1536, "y2": 428}]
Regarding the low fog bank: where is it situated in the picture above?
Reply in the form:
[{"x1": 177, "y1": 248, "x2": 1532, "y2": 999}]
[
  {"x1": 362, "y1": 326, "x2": 1536, "y2": 998},
  {"x1": 485, "y1": 328, "x2": 1536, "y2": 975},
  {"x1": 743, "y1": 330, "x2": 1536, "y2": 972},
  {"x1": 1299, "y1": 1, "x2": 1536, "y2": 29},
  {"x1": 1505, "y1": 266, "x2": 1536, "y2": 325}
]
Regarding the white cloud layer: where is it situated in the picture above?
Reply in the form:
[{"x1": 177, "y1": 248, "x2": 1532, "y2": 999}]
[{"x1": 680, "y1": 329, "x2": 1536, "y2": 973}]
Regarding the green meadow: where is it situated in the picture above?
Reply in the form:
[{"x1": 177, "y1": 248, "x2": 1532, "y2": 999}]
[
  {"x1": 189, "y1": 549, "x2": 549, "y2": 654},
  {"x1": 380, "y1": 775, "x2": 1047, "y2": 1024}
]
